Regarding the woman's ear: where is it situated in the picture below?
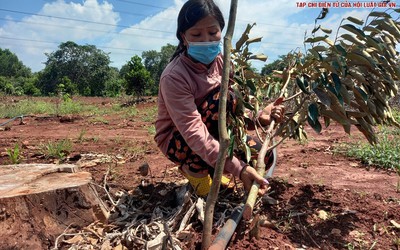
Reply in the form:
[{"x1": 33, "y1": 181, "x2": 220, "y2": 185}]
[{"x1": 180, "y1": 32, "x2": 188, "y2": 47}]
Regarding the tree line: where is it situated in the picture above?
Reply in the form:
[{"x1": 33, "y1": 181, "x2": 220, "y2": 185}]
[
  {"x1": 0, "y1": 41, "x2": 175, "y2": 98},
  {"x1": 0, "y1": 41, "x2": 277, "y2": 98}
]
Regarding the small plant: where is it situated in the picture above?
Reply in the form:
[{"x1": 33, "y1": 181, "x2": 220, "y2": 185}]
[
  {"x1": 147, "y1": 125, "x2": 156, "y2": 135},
  {"x1": 91, "y1": 136, "x2": 100, "y2": 143},
  {"x1": 41, "y1": 139, "x2": 73, "y2": 160},
  {"x1": 122, "y1": 106, "x2": 138, "y2": 118},
  {"x1": 393, "y1": 237, "x2": 400, "y2": 248},
  {"x1": 6, "y1": 143, "x2": 21, "y2": 164},
  {"x1": 77, "y1": 128, "x2": 87, "y2": 143},
  {"x1": 141, "y1": 106, "x2": 157, "y2": 122},
  {"x1": 89, "y1": 116, "x2": 109, "y2": 125}
]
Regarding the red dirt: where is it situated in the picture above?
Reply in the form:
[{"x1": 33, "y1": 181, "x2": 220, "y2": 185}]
[{"x1": 0, "y1": 96, "x2": 399, "y2": 249}]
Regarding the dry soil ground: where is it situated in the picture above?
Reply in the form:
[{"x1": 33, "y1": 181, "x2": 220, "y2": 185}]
[{"x1": 0, "y1": 96, "x2": 399, "y2": 249}]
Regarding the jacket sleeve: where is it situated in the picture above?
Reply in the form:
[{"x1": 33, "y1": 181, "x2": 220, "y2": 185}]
[{"x1": 160, "y1": 75, "x2": 246, "y2": 178}]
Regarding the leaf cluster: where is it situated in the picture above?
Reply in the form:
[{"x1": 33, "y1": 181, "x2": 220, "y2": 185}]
[
  {"x1": 298, "y1": 9, "x2": 400, "y2": 144},
  {"x1": 229, "y1": 7, "x2": 400, "y2": 162}
]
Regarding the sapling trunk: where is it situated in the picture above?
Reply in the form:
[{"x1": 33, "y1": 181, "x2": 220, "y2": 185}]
[
  {"x1": 243, "y1": 69, "x2": 292, "y2": 220},
  {"x1": 201, "y1": 0, "x2": 238, "y2": 249}
]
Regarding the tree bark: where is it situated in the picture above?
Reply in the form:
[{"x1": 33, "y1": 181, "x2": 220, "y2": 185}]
[{"x1": 202, "y1": 1, "x2": 238, "y2": 249}]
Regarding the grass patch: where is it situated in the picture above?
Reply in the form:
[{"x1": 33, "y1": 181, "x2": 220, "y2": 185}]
[
  {"x1": 40, "y1": 139, "x2": 73, "y2": 160},
  {"x1": 140, "y1": 106, "x2": 157, "y2": 122},
  {"x1": 88, "y1": 116, "x2": 110, "y2": 125},
  {"x1": 337, "y1": 133, "x2": 400, "y2": 171},
  {"x1": 121, "y1": 106, "x2": 138, "y2": 118},
  {"x1": 334, "y1": 109, "x2": 400, "y2": 173},
  {"x1": 0, "y1": 98, "x2": 112, "y2": 118},
  {"x1": 147, "y1": 125, "x2": 156, "y2": 135},
  {"x1": 0, "y1": 100, "x2": 53, "y2": 118}
]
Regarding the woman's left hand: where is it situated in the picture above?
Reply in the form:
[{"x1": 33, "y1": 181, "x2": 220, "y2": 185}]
[
  {"x1": 259, "y1": 97, "x2": 285, "y2": 126},
  {"x1": 240, "y1": 165, "x2": 269, "y2": 196}
]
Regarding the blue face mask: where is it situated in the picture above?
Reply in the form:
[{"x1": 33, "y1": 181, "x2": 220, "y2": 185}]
[{"x1": 187, "y1": 40, "x2": 221, "y2": 65}]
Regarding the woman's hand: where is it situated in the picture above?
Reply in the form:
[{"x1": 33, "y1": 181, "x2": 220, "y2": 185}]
[
  {"x1": 259, "y1": 97, "x2": 285, "y2": 126},
  {"x1": 240, "y1": 165, "x2": 269, "y2": 196}
]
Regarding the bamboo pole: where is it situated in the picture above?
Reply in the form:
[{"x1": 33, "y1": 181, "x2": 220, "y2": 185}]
[{"x1": 201, "y1": 0, "x2": 238, "y2": 249}]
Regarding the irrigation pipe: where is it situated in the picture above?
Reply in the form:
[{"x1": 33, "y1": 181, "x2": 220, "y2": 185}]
[
  {"x1": 0, "y1": 115, "x2": 24, "y2": 127},
  {"x1": 209, "y1": 205, "x2": 244, "y2": 250}
]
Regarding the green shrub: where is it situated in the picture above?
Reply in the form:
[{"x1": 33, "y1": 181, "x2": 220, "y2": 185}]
[{"x1": 40, "y1": 139, "x2": 73, "y2": 160}]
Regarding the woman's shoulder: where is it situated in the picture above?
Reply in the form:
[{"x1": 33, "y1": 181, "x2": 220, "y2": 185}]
[{"x1": 161, "y1": 55, "x2": 186, "y2": 80}]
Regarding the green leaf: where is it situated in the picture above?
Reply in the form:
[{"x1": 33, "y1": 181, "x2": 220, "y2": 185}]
[
  {"x1": 296, "y1": 76, "x2": 310, "y2": 94},
  {"x1": 246, "y1": 79, "x2": 257, "y2": 93},
  {"x1": 312, "y1": 45, "x2": 328, "y2": 52},
  {"x1": 312, "y1": 25, "x2": 321, "y2": 34},
  {"x1": 334, "y1": 44, "x2": 347, "y2": 56},
  {"x1": 363, "y1": 26, "x2": 382, "y2": 34},
  {"x1": 243, "y1": 101, "x2": 255, "y2": 110},
  {"x1": 346, "y1": 16, "x2": 364, "y2": 26},
  {"x1": 320, "y1": 109, "x2": 351, "y2": 134},
  {"x1": 324, "y1": 38, "x2": 334, "y2": 47},
  {"x1": 341, "y1": 24, "x2": 366, "y2": 38},
  {"x1": 227, "y1": 127, "x2": 235, "y2": 157},
  {"x1": 304, "y1": 35, "x2": 329, "y2": 43},
  {"x1": 323, "y1": 116, "x2": 330, "y2": 128},
  {"x1": 368, "y1": 11, "x2": 391, "y2": 18},
  {"x1": 347, "y1": 52, "x2": 373, "y2": 69},
  {"x1": 249, "y1": 54, "x2": 268, "y2": 61},
  {"x1": 365, "y1": 36, "x2": 383, "y2": 52},
  {"x1": 339, "y1": 85, "x2": 351, "y2": 105},
  {"x1": 235, "y1": 23, "x2": 255, "y2": 51},
  {"x1": 320, "y1": 27, "x2": 332, "y2": 34},
  {"x1": 246, "y1": 37, "x2": 263, "y2": 45},
  {"x1": 355, "y1": 86, "x2": 368, "y2": 101},
  {"x1": 307, "y1": 116, "x2": 322, "y2": 134},
  {"x1": 341, "y1": 34, "x2": 365, "y2": 47},
  {"x1": 308, "y1": 48, "x2": 323, "y2": 60},
  {"x1": 307, "y1": 103, "x2": 322, "y2": 133},
  {"x1": 308, "y1": 102, "x2": 319, "y2": 123},
  {"x1": 355, "y1": 117, "x2": 377, "y2": 144},
  {"x1": 331, "y1": 73, "x2": 341, "y2": 94},
  {"x1": 313, "y1": 88, "x2": 331, "y2": 107}
]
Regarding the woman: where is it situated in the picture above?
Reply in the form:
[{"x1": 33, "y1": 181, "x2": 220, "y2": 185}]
[{"x1": 154, "y1": 0, "x2": 285, "y2": 196}]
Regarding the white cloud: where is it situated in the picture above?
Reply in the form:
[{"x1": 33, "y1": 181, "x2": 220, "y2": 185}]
[
  {"x1": 105, "y1": 3, "x2": 180, "y2": 67},
  {"x1": 0, "y1": 0, "x2": 120, "y2": 72},
  {"x1": 0, "y1": 0, "x2": 374, "y2": 72}
]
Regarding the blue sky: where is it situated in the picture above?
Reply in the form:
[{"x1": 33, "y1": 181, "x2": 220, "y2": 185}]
[{"x1": 0, "y1": 0, "x2": 395, "y2": 72}]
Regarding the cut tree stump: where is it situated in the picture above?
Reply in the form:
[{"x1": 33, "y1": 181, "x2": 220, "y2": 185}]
[{"x1": 0, "y1": 164, "x2": 109, "y2": 250}]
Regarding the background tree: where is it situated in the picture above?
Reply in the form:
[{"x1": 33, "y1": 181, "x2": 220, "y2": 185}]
[
  {"x1": 121, "y1": 55, "x2": 154, "y2": 99},
  {"x1": 0, "y1": 48, "x2": 31, "y2": 78},
  {"x1": 0, "y1": 48, "x2": 35, "y2": 95},
  {"x1": 37, "y1": 41, "x2": 114, "y2": 96},
  {"x1": 261, "y1": 55, "x2": 288, "y2": 76},
  {"x1": 142, "y1": 43, "x2": 176, "y2": 95},
  {"x1": 104, "y1": 67, "x2": 123, "y2": 97}
]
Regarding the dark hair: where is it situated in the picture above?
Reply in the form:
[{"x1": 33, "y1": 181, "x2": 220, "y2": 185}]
[{"x1": 170, "y1": 0, "x2": 225, "y2": 61}]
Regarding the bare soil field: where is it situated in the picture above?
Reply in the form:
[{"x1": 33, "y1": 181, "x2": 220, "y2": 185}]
[{"x1": 0, "y1": 96, "x2": 399, "y2": 249}]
